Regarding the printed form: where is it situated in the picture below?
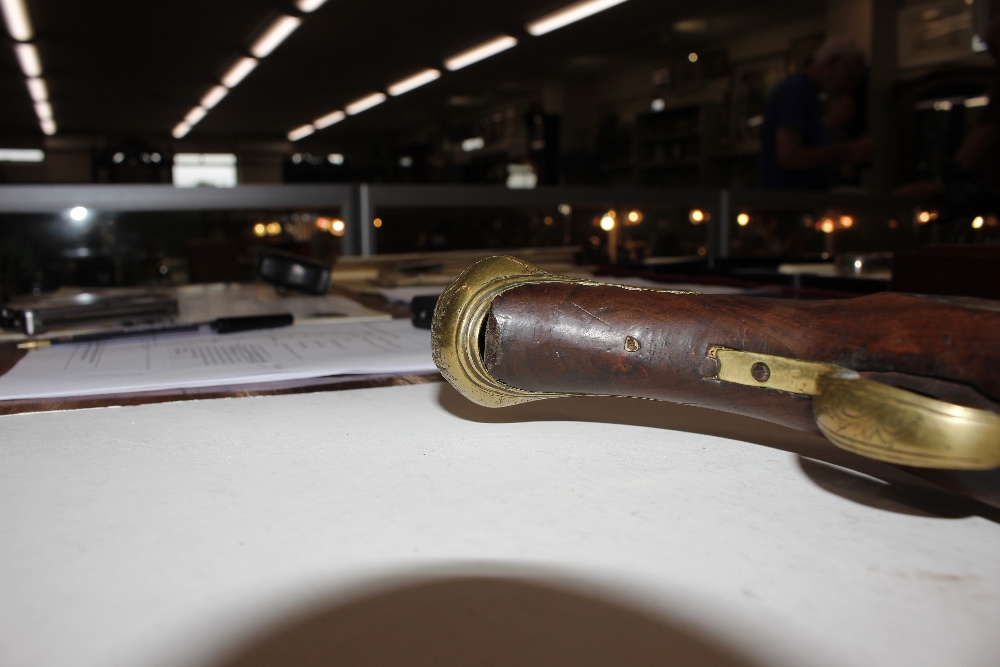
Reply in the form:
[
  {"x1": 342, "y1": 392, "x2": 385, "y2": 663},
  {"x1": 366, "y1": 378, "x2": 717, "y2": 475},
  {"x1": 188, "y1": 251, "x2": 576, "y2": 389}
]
[{"x1": 0, "y1": 319, "x2": 435, "y2": 400}]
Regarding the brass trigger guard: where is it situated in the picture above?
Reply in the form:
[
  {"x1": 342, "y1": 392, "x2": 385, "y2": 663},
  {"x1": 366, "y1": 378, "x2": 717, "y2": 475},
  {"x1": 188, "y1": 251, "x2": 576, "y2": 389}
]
[{"x1": 710, "y1": 347, "x2": 1000, "y2": 470}]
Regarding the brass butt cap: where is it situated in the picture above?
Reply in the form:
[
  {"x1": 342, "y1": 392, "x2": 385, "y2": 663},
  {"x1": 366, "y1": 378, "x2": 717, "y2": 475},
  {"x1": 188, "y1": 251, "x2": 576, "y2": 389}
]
[{"x1": 430, "y1": 255, "x2": 576, "y2": 408}]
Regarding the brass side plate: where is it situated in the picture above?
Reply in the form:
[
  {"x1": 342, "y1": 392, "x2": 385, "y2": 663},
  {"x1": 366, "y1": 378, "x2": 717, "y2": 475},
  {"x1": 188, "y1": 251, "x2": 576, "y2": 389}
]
[{"x1": 709, "y1": 347, "x2": 844, "y2": 395}]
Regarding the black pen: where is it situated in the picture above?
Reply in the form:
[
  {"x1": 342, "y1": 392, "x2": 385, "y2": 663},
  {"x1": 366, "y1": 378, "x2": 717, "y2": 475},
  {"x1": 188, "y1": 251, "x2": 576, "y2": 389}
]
[{"x1": 17, "y1": 313, "x2": 294, "y2": 349}]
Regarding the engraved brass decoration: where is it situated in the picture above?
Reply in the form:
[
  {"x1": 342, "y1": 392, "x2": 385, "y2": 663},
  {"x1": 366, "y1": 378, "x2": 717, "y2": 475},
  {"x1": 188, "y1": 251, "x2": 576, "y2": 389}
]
[
  {"x1": 431, "y1": 255, "x2": 691, "y2": 409},
  {"x1": 710, "y1": 347, "x2": 1000, "y2": 470},
  {"x1": 814, "y1": 374, "x2": 1000, "y2": 469}
]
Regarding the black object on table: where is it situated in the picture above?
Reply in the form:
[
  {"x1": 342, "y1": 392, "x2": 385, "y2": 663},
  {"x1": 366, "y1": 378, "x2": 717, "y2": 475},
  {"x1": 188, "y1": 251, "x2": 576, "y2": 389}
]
[{"x1": 411, "y1": 296, "x2": 439, "y2": 329}]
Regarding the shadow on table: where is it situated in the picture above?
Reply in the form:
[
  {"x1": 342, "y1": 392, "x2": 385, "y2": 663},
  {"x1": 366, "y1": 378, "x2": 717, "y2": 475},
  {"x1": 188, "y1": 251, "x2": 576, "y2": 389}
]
[
  {"x1": 207, "y1": 575, "x2": 762, "y2": 667},
  {"x1": 436, "y1": 383, "x2": 1000, "y2": 522}
]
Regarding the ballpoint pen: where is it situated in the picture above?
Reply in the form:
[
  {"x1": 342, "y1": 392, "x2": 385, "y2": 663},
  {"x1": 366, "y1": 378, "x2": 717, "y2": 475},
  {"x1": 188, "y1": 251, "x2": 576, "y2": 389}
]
[{"x1": 17, "y1": 313, "x2": 294, "y2": 350}]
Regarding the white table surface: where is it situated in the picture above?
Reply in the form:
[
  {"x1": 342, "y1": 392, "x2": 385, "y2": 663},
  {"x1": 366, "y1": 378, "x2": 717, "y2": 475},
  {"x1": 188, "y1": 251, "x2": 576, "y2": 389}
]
[{"x1": 2, "y1": 383, "x2": 998, "y2": 667}]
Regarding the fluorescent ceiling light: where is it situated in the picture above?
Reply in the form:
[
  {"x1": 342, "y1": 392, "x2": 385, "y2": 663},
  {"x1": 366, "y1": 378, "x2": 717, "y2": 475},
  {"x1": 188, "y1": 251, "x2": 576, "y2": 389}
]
[
  {"x1": 250, "y1": 15, "x2": 302, "y2": 58},
  {"x1": 0, "y1": 0, "x2": 33, "y2": 41},
  {"x1": 40, "y1": 118, "x2": 55, "y2": 135},
  {"x1": 388, "y1": 68, "x2": 441, "y2": 96},
  {"x1": 296, "y1": 0, "x2": 328, "y2": 12},
  {"x1": 288, "y1": 124, "x2": 316, "y2": 141},
  {"x1": 26, "y1": 77, "x2": 47, "y2": 102},
  {"x1": 200, "y1": 85, "x2": 228, "y2": 109},
  {"x1": 314, "y1": 109, "x2": 345, "y2": 129},
  {"x1": 0, "y1": 148, "x2": 44, "y2": 162},
  {"x1": 444, "y1": 35, "x2": 517, "y2": 71},
  {"x1": 345, "y1": 92, "x2": 386, "y2": 115},
  {"x1": 965, "y1": 95, "x2": 989, "y2": 108},
  {"x1": 172, "y1": 122, "x2": 191, "y2": 139},
  {"x1": 184, "y1": 106, "x2": 207, "y2": 125},
  {"x1": 221, "y1": 57, "x2": 258, "y2": 88},
  {"x1": 15, "y1": 42, "x2": 40, "y2": 77},
  {"x1": 34, "y1": 100, "x2": 52, "y2": 120},
  {"x1": 526, "y1": 0, "x2": 628, "y2": 36}
]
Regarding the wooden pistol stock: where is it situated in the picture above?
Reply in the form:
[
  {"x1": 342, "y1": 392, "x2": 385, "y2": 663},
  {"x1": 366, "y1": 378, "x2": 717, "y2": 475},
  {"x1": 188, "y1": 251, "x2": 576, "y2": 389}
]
[{"x1": 431, "y1": 256, "x2": 1000, "y2": 474}]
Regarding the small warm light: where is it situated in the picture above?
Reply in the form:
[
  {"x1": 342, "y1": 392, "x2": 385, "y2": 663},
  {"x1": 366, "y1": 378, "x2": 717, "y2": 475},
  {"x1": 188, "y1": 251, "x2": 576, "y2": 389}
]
[
  {"x1": 69, "y1": 206, "x2": 88, "y2": 221},
  {"x1": 988, "y1": 215, "x2": 999, "y2": 227},
  {"x1": 917, "y1": 211, "x2": 931, "y2": 224},
  {"x1": 689, "y1": 208, "x2": 705, "y2": 224},
  {"x1": 558, "y1": 203, "x2": 571, "y2": 216},
  {"x1": 820, "y1": 219, "x2": 835, "y2": 233},
  {"x1": 736, "y1": 212, "x2": 750, "y2": 226},
  {"x1": 599, "y1": 215, "x2": 616, "y2": 231},
  {"x1": 330, "y1": 219, "x2": 346, "y2": 236},
  {"x1": 373, "y1": 217, "x2": 383, "y2": 228},
  {"x1": 589, "y1": 235, "x2": 601, "y2": 247},
  {"x1": 839, "y1": 215, "x2": 853, "y2": 228},
  {"x1": 315, "y1": 217, "x2": 331, "y2": 231},
  {"x1": 972, "y1": 216, "x2": 985, "y2": 229},
  {"x1": 697, "y1": 246, "x2": 707, "y2": 256},
  {"x1": 688, "y1": 52, "x2": 698, "y2": 62},
  {"x1": 253, "y1": 223, "x2": 267, "y2": 237},
  {"x1": 888, "y1": 219, "x2": 898, "y2": 229},
  {"x1": 626, "y1": 210, "x2": 642, "y2": 224},
  {"x1": 265, "y1": 222, "x2": 282, "y2": 236},
  {"x1": 543, "y1": 216, "x2": 553, "y2": 226}
]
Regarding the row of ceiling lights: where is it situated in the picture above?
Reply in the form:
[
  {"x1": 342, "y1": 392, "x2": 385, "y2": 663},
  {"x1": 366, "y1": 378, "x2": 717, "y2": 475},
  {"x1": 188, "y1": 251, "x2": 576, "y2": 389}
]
[
  {"x1": 287, "y1": 0, "x2": 630, "y2": 142},
  {"x1": 171, "y1": 0, "x2": 628, "y2": 141},
  {"x1": 171, "y1": 0, "x2": 331, "y2": 139},
  {"x1": 1, "y1": 0, "x2": 55, "y2": 135}
]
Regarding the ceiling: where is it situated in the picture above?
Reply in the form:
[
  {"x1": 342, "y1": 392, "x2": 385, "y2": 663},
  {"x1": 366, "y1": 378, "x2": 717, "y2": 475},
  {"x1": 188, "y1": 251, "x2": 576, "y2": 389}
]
[{"x1": 0, "y1": 0, "x2": 826, "y2": 148}]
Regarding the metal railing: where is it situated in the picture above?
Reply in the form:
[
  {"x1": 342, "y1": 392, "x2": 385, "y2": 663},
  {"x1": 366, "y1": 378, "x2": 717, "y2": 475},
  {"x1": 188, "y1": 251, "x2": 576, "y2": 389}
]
[{"x1": 0, "y1": 183, "x2": 928, "y2": 258}]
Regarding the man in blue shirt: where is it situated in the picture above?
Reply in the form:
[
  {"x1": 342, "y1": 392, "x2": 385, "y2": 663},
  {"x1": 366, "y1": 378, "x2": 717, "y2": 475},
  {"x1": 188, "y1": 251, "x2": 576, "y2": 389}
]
[{"x1": 758, "y1": 36, "x2": 871, "y2": 190}]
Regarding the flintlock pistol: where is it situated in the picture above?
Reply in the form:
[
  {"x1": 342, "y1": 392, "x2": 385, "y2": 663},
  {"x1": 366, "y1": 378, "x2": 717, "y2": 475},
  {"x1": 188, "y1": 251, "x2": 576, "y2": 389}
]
[{"x1": 431, "y1": 255, "x2": 1000, "y2": 481}]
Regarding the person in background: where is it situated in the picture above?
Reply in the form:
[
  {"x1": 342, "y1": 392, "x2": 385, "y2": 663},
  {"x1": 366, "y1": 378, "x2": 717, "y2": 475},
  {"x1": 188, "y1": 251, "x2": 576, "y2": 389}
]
[{"x1": 757, "y1": 36, "x2": 872, "y2": 190}]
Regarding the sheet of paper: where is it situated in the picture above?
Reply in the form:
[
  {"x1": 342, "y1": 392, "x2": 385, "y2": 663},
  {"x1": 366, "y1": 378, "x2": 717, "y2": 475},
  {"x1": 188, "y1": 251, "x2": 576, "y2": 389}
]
[{"x1": 0, "y1": 319, "x2": 434, "y2": 400}]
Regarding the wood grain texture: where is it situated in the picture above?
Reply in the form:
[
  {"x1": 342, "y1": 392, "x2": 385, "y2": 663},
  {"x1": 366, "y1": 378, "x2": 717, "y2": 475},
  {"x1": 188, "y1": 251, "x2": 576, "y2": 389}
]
[{"x1": 484, "y1": 283, "x2": 1000, "y2": 434}]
